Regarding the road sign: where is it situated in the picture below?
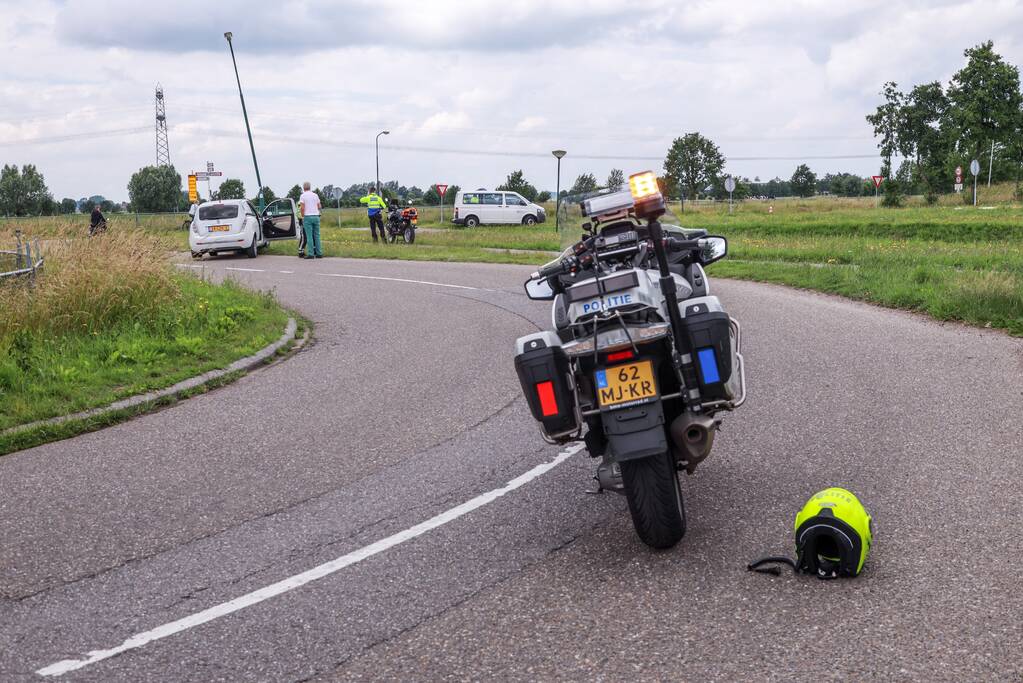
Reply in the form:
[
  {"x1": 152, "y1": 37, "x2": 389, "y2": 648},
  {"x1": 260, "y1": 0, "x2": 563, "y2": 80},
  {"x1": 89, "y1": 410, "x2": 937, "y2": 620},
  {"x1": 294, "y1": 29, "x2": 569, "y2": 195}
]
[
  {"x1": 723, "y1": 177, "x2": 736, "y2": 193},
  {"x1": 207, "y1": 162, "x2": 215, "y2": 173},
  {"x1": 436, "y1": 184, "x2": 449, "y2": 197},
  {"x1": 955, "y1": 165, "x2": 963, "y2": 176},
  {"x1": 871, "y1": 175, "x2": 883, "y2": 188},
  {"x1": 187, "y1": 175, "x2": 198, "y2": 204},
  {"x1": 331, "y1": 187, "x2": 343, "y2": 200},
  {"x1": 954, "y1": 183, "x2": 963, "y2": 192},
  {"x1": 970, "y1": 159, "x2": 980, "y2": 176},
  {"x1": 194, "y1": 172, "x2": 209, "y2": 179},
  {"x1": 207, "y1": 172, "x2": 223, "y2": 177}
]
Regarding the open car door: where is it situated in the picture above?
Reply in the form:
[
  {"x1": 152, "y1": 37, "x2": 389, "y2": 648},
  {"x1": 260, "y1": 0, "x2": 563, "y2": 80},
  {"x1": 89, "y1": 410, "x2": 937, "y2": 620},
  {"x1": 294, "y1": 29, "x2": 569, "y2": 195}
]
[{"x1": 262, "y1": 198, "x2": 299, "y2": 241}]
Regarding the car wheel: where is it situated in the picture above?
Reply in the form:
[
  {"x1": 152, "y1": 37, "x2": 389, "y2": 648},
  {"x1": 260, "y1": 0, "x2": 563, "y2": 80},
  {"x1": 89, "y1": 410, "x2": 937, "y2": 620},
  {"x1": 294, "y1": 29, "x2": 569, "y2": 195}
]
[
  {"x1": 523, "y1": 215, "x2": 537, "y2": 226},
  {"x1": 245, "y1": 235, "x2": 258, "y2": 258},
  {"x1": 464, "y1": 215, "x2": 479, "y2": 228},
  {"x1": 191, "y1": 251, "x2": 201, "y2": 260}
]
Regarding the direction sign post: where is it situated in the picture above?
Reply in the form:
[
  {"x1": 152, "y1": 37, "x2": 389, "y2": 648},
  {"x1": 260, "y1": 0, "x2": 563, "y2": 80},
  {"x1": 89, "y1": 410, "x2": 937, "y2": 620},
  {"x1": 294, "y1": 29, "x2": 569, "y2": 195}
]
[
  {"x1": 724, "y1": 176, "x2": 736, "y2": 214},
  {"x1": 436, "y1": 184, "x2": 448, "y2": 225},
  {"x1": 970, "y1": 159, "x2": 980, "y2": 206},
  {"x1": 954, "y1": 165, "x2": 963, "y2": 192},
  {"x1": 871, "y1": 175, "x2": 883, "y2": 207}
]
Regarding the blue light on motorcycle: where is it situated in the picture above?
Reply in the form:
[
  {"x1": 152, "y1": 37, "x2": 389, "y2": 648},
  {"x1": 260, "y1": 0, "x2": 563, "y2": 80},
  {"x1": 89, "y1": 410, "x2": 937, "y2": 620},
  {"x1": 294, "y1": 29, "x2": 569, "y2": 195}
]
[{"x1": 697, "y1": 347, "x2": 720, "y2": 384}]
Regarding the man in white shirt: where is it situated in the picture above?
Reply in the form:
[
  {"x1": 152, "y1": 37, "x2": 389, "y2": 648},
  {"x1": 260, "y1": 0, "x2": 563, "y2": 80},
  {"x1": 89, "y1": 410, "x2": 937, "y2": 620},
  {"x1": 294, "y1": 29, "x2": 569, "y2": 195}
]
[{"x1": 298, "y1": 182, "x2": 322, "y2": 258}]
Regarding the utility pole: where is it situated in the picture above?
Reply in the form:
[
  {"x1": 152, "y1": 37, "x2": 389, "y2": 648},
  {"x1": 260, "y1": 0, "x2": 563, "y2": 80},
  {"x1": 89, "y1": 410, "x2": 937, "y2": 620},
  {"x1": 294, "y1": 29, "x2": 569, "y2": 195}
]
[
  {"x1": 376, "y1": 130, "x2": 389, "y2": 194},
  {"x1": 988, "y1": 140, "x2": 994, "y2": 187},
  {"x1": 224, "y1": 32, "x2": 265, "y2": 211},
  {"x1": 552, "y1": 150, "x2": 566, "y2": 233},
  {"x1": 154, "y1": 85, "x2": 171, "y2": 167}
]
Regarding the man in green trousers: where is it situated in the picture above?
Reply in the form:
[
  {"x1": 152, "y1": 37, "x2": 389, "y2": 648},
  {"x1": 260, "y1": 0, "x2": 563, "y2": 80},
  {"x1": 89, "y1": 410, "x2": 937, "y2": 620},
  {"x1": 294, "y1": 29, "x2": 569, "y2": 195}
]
[{"x1": 298, "y1": 182, "x2": 322, "y2": 258}]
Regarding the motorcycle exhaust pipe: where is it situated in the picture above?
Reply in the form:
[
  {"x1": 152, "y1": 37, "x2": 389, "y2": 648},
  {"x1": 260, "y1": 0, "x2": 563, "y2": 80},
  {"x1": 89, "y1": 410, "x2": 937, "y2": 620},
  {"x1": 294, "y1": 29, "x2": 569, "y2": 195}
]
[{"x1": 670, "y1": 411, "x2": 717, "y2": 473}]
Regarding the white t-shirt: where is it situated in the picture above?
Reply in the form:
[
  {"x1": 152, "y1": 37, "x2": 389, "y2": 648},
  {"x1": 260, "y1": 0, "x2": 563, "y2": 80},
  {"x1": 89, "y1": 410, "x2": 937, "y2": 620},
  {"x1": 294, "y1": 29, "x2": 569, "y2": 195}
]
[{"x1": 299, "y1": 190, "x2": 320, "y2": 216}]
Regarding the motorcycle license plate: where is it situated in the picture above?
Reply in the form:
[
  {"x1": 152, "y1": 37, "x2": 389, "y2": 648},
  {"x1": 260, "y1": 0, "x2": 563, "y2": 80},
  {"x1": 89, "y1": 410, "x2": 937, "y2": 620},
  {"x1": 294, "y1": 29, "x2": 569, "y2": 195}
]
[
  {"x1": 595, "y1": 360, "x2": 657, "y2": 408},
  {"x1": 209, "y1": 225, "x2": 231, "y2": 232}
]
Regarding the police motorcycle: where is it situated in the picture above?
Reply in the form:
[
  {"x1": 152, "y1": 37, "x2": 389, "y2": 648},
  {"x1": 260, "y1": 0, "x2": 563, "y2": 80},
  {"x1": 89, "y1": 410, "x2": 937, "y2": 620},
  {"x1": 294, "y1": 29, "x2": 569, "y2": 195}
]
[
  {"x1": 385, "y1": 200, "x2": 417, "y2": 244},
  {"x1": 514, "y1": 172, "x2": 746, "y2": 549}
]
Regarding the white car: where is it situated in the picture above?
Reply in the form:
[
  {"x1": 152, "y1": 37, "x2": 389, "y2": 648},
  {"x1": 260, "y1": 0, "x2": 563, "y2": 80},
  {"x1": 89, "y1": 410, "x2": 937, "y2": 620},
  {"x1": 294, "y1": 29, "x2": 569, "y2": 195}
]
[
  {"x1": 189, "y1": 198, "x2": 300, "y2": 259},
  {"x1": 452, "y1": 190, "x2": 546, "y2": 228}
]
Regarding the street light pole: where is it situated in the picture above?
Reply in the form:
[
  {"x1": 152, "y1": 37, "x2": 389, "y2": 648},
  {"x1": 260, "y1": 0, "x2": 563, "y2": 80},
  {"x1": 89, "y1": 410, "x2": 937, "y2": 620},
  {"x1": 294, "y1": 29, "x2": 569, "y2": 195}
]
[
  {"x1": 552, "y1": 150, "x2": 566, "y2": 233},
  {"x1": 224, "y1": 32, "x2": 265, "y2": 211},
  {"x1": 376, "y1": 130, "x2": 390, "y2": 194}
]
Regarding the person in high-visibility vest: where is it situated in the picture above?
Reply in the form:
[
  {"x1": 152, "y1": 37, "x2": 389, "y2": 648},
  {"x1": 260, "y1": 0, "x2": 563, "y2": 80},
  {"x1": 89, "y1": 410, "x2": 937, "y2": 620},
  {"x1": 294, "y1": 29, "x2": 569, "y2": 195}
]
[{"x1": 360, "y1": 187, "x2": 389, "y2": 243}]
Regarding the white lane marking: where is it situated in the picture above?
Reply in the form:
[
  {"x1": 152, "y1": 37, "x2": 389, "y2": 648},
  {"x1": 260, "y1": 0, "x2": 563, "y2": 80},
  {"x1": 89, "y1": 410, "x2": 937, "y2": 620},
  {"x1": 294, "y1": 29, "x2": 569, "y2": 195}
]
[
  {"x1": 225, "y1": 267, "x2": 264, "y2": 272},
  {"x1": 37, "y1": 443, "x2": 584, "y2": 677},
  {"x1": 174, "y1": 264, "x2": 204, "y2": 269},
  {"x1": 315, "y1": 272, "x2": 495, "y2": 292},
  {"x1": 278, "y1": 270, "x2": 294, "y2": 274}
]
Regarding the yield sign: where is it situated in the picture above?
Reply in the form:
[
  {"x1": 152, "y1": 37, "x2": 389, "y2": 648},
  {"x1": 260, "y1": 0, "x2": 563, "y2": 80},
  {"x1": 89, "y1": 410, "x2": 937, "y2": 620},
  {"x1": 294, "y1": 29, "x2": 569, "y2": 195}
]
[
  {"x1": 436, "y1": 184, "x2": 449, "y2": 197},
  {"x1": 871, "y1": 175, "x2": 883, "y2": 188}
]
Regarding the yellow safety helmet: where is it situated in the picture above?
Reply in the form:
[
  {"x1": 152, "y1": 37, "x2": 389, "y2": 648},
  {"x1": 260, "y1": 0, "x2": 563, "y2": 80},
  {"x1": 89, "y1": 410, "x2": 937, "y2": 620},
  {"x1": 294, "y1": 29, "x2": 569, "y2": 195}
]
[
  {"x1": 749, "y1": 487, "x2": 873, "y2": 580},
  {"x1": 793, "y1": 487, "x2": 873, "y2": 578}
]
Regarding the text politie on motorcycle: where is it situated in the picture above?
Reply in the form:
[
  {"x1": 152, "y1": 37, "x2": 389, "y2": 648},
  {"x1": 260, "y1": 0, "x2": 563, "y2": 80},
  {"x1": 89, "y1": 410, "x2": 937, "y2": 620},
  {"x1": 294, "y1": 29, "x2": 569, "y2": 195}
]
[{"x1": 359, "y1": 188, "x2": 389, "y2": 243}]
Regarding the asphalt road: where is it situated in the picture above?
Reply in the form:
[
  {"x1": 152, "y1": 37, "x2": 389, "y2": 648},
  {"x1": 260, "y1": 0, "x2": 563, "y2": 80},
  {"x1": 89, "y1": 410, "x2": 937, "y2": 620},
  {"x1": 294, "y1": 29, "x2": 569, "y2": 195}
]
[{"x1": 1, "y1": 254, "x2": 1021, "y2": 681}]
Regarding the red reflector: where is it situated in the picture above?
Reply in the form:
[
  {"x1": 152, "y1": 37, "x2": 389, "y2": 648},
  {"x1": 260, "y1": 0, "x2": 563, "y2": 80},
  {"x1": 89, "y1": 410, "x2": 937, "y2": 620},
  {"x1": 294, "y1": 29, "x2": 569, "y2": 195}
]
[
  {"x1": 536, "y1": 381, "x2": 559, "y2": 417},
  {"x1": 606, "y1": 350, "x2": 635, "y2": 362}
]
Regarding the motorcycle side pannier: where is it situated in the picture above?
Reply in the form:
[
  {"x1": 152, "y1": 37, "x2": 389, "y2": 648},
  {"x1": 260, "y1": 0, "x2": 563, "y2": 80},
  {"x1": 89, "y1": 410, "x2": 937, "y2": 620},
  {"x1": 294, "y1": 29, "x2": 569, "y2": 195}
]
[
  {"x1": 514, "y1": 331, "x2": 579, "y2": 438},
  {"x1": 678, "y1": 296, "x2": 741, "y2": 403}
]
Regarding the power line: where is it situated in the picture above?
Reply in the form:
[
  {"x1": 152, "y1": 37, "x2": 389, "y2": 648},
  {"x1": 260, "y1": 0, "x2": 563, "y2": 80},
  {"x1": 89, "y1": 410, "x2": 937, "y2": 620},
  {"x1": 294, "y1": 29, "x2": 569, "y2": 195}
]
[{"x1": 0, "y1": 122, "x2": 880, "y2": 163}]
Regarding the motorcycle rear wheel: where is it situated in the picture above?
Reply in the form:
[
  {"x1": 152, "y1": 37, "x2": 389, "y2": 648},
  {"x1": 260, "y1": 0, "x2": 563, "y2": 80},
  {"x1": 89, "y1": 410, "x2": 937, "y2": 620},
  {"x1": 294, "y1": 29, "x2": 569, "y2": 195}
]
[
  {"x1": 620, "y1": 450, "x2": 686, "y2": 549},
  {"x1": 404, "y1": 227, "x2": 415, "y2": 244}
]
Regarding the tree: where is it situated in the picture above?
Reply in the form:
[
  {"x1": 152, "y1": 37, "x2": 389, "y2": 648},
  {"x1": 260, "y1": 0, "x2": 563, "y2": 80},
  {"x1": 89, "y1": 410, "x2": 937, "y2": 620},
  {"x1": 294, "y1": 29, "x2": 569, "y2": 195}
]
[
  {"x1": 127, "y1": 165, "x2": 182, "y2": 212},
  {"x1": 663, "y1": 132, "x2": 725, "y2": 200},
  {"x1": 866, "y1": 82, "x2": 904, "y2": 176},
  {"x1": 496, "y1": 169, "x2": 538, "y2": 201},
  {"x1": 606, "y1": 168, "x2": 625, "y2": 191},
  {"x1": 790, "y1": 164, "x2": 817, "y2": 197},
  {"x1": 569, "y1": 173, "x2": 599, "y2": 195},
  {"x1": 0, "y1": 164, "x2": 53, "y2": 216},
  {"x1": 287, "y1": 184, "x2": 302, "y2": 202},
  {"x1": 945, "y1": 41, "x2": 1022, "y2": 169},
  {"x1": 218, "y1": 178, "x2": 246, "y2": 199},
  {"x1": 59, "y1": 198, "x2": 77, "y2": 214},
  {"x1": 536, "y1": 190, "x2": 552, "y2": 202}
]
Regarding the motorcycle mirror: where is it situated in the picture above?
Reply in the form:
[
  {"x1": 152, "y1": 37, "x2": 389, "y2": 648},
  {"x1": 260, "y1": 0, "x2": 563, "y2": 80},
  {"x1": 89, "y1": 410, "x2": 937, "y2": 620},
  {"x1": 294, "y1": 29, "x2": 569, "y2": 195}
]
[
  {"x1": 523, "y1": 276, "x2": 556, "y2": 301},
  {"x1": 698, "y1": 236, "x2": 728, "y2": 265}
]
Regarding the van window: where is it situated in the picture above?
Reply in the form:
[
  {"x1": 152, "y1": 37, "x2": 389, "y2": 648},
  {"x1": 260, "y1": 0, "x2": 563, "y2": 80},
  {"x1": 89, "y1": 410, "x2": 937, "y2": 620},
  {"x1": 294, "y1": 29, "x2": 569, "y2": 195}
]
[
  {"x1": 482, "y1": 193, "x2": 503, "y2": 205},
  {"x1": 462, "y1": 193, "x2": 480, "y2": 204},
  {"x1": 199, "y1": 204, "x2": 239, "y2": 220},
  {"x1": 505, "y1": 194, "x2": 527, "y2": 206}
]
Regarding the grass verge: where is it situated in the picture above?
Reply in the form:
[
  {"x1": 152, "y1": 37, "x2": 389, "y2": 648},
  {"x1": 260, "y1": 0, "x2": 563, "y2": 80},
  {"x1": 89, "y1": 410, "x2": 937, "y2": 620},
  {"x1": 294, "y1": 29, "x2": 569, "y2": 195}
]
[{"x1": 0, "y1": 231, "x2": 290, "y2": 435}]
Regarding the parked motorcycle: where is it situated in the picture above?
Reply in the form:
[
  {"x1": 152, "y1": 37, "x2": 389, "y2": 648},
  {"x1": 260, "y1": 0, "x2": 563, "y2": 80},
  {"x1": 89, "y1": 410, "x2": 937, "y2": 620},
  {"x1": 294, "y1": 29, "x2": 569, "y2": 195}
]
[
  {"x1": 385, "y1": 201, "x2": 418, "y2": 244},
  {"x1": 515, "y1": 172, "x2": 746, "y2": 549}
]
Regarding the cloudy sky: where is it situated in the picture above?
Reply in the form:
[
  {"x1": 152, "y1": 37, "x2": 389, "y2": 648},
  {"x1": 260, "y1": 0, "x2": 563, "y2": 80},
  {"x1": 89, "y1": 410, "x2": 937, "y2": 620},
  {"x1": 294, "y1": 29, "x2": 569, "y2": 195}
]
[{"x1": 1, "y1": 0, "x2": 1022, "y2": 202}]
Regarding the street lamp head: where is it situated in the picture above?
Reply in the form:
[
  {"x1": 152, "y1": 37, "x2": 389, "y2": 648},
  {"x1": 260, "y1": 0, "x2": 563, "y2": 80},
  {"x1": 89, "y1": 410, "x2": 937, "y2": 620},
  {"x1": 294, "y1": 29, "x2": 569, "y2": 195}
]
[
  {"x1": 552, "y1": 150, "x2": 566, "y2": 159},
  {"x1": 382, "y1": 130, "x2": 390, "y2": 135},
  {"x1": 224, "y1": 31, "x2": 233, "y2": 41}
]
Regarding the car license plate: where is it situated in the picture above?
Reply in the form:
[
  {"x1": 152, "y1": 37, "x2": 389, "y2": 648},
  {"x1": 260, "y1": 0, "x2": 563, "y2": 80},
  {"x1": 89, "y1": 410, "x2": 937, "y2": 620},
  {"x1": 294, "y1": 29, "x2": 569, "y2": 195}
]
[
  {"x1": 595, "y1": 360, "x2": 658, "y2": 408},
  {"x1": 209, "y1": 224, "x2": 231, "y2": 232}
]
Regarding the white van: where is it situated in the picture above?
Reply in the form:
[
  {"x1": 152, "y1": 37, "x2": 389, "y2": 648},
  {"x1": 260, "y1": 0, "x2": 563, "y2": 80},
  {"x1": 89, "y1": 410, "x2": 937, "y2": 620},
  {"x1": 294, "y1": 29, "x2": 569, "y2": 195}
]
[
  {"x1": 452, "y1": 190, "x2": 546, "y2": 228},
  {"x1": 189, "y1": 198, "x2": 299, "y2": 259}
]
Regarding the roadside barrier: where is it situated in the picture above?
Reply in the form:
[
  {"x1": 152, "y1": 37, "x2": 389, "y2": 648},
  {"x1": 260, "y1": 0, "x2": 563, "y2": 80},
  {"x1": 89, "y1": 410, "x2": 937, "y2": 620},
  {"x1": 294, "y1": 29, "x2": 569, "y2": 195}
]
[{"x1": 0, "y1": 230, "x2": 43, "y2": 281}]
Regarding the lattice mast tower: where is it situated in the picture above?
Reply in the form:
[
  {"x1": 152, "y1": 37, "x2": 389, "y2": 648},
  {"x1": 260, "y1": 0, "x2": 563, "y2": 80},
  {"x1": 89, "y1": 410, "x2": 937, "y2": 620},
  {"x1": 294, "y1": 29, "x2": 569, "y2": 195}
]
[{"x1": 155, "y1": 84, "x2": 171, "y2": 166}]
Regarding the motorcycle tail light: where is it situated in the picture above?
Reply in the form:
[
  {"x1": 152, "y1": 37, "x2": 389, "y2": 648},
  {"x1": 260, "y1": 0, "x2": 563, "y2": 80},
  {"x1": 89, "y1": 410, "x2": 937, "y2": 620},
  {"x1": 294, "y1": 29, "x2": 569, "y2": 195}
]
[{"x1": 606, "y1": 350, "x2": 635, "y2": 363}]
